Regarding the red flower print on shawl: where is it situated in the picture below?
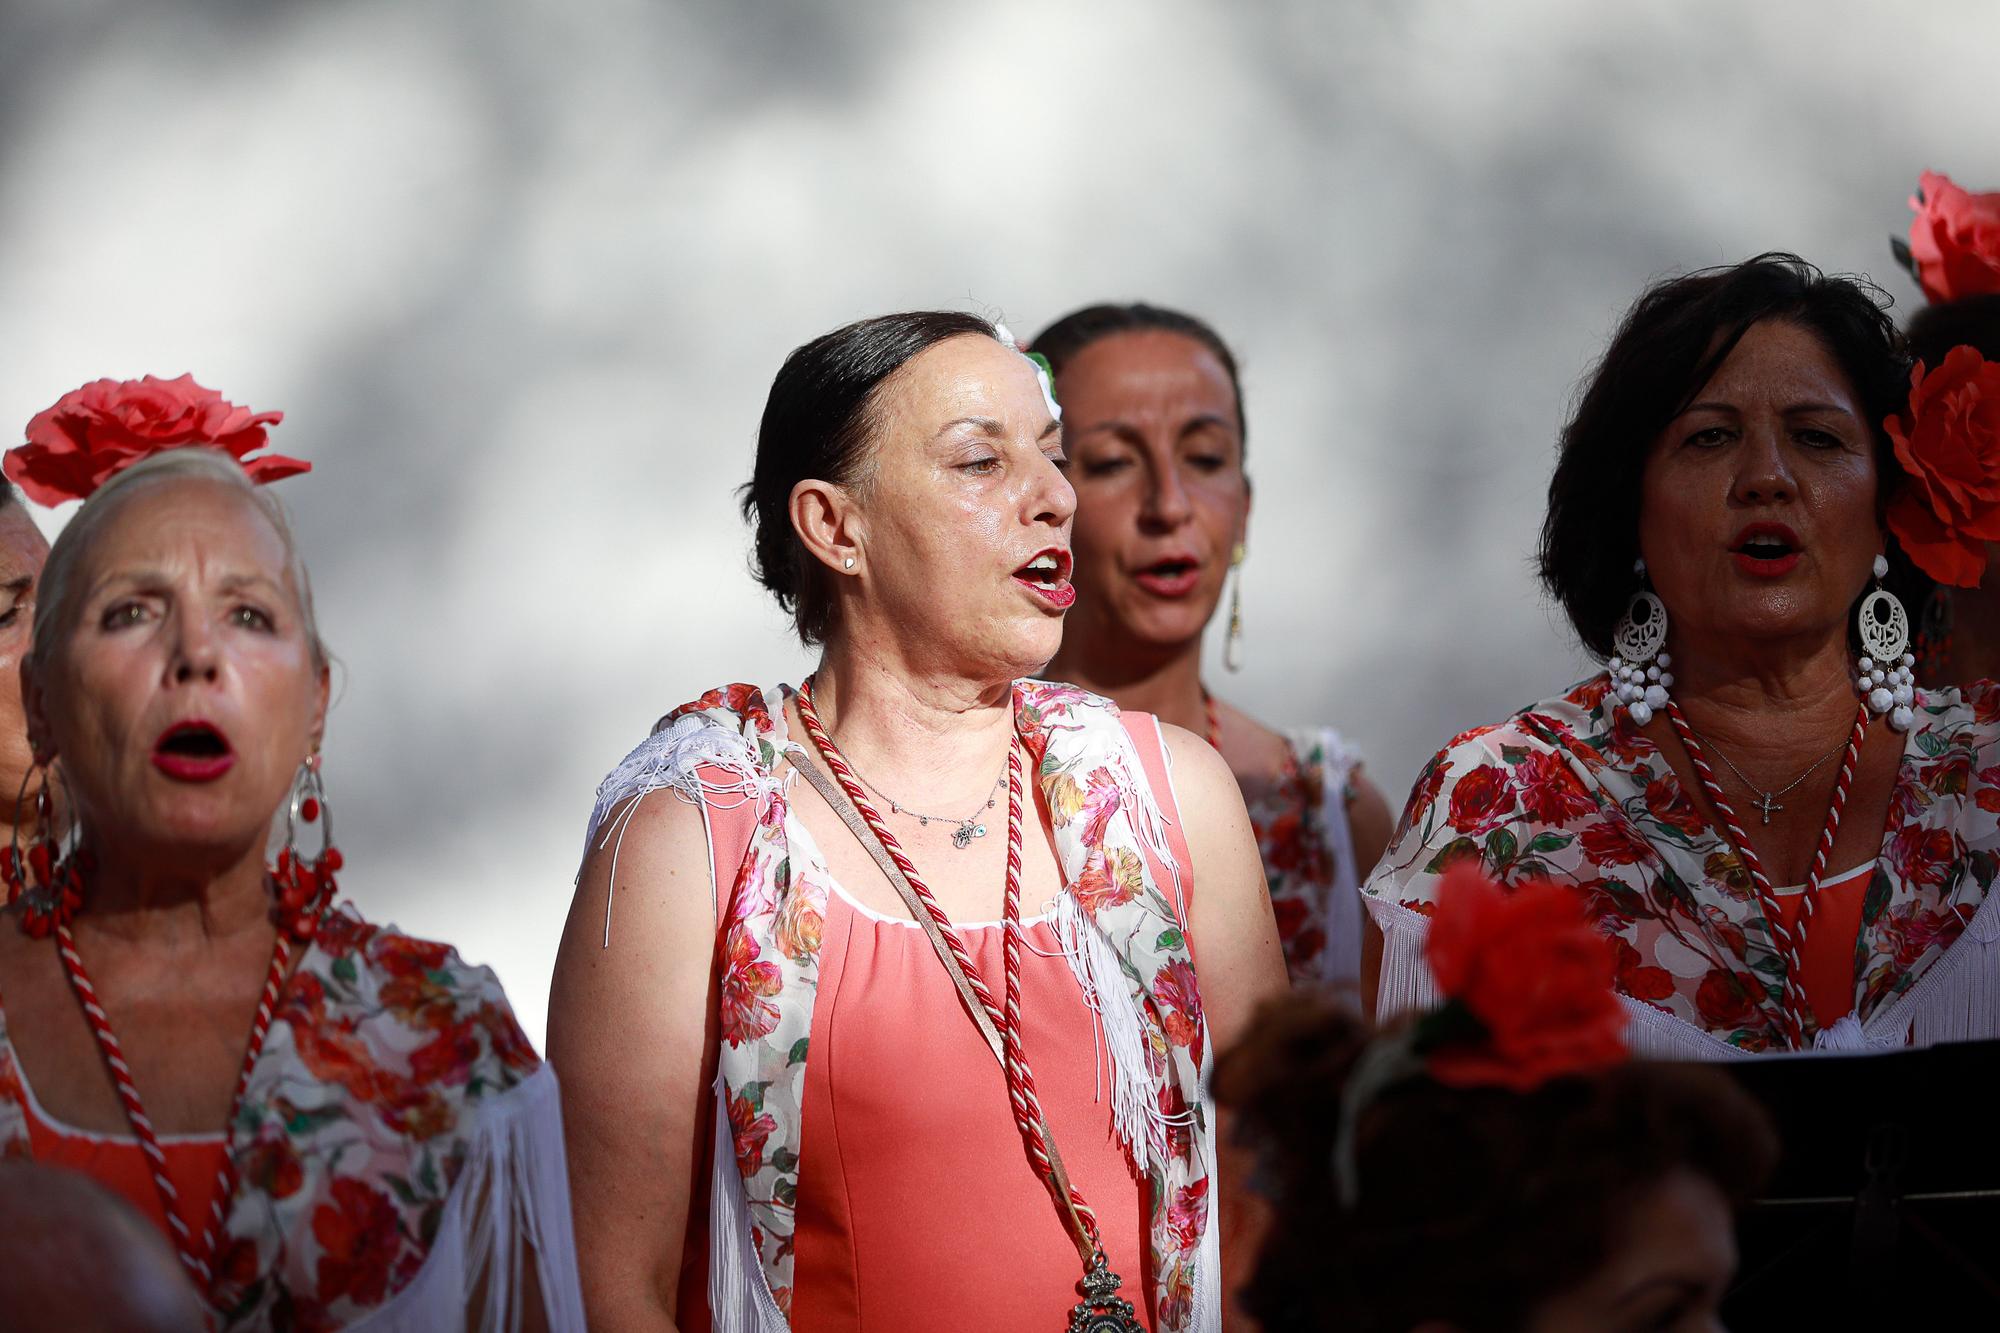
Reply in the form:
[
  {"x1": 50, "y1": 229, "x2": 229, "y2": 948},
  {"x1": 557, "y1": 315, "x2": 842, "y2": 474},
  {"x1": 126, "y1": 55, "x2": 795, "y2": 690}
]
[
  {"x1": 1073, "y1": 845, "x2": 1145, "y2": 914},
  {"x1": 1154, "y1": 959, "x2": 1204, "y2": 1050},
  {"x1": 728, "y1": 1088, "x2": 778, "y2": 1177},
  {"x1": 1515, "y1": 750, "x2": 1595, "y2": 826},
  {"x1": 1446, "y1": 763, "x2": 1515, "y2": 833},
  {"x1": 1887, "y1": 824, "x2": 1958, "y2": 890},
  {"x1": 1608, "y1": 935, "x2": 1675, "y2": 1003},
  {"x1": 1166, "y1": 1178, "x2": 1209, "y2": 1255},
  {"x1": 719, "y1": 920, "x2": 784, "y2": 1045},
  {"x1": 312, "y1": 1178, "x2": 406, "y2": 1309},
  {"x1": 1580, "y1": 818, "x2": 1653, "y2": 867},
  {"x1": 1643, "y1": 778, "x2": 1706, "y2": 838},
  {"x1": 1695, "y1": 968, "x2": 1765, "y2": 1030}
]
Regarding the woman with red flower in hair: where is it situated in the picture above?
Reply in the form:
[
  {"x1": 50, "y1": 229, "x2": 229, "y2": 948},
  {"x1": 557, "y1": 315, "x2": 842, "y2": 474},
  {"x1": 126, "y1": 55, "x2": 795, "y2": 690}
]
[
  {"x1": 1368, "y1": 254, "x2": 2000, "y2": 1058},
  {"x1": 0, "y1": 376, "x2": 584, "y2": 1329},
  {"x1": 1218, "y1": 866, "x2": 1776, "y2": 1331}
]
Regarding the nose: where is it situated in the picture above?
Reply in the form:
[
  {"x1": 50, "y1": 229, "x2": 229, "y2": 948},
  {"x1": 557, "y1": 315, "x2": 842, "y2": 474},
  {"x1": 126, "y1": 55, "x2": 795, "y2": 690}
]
[
  {"x1": 1031, "y1": 450, "x2": 1076, "y2": 529},
  {"x1": 1141, "y1": 460, "x2": 1194, "y2": 531},
  {"x1": 1732, "y1": 420, "x2": 1795, "y2": 506},
  {"x1": 168, "y1": 611, "x2": 221, "y2": 686}
]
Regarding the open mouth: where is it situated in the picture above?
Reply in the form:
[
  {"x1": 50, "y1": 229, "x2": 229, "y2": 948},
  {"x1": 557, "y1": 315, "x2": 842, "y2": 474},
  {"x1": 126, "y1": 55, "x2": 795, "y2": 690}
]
[
  {"x1": 151, "y1": 720, "x2": 236, "y2": 782},
  {"x1": 1134, "y1": 556, "x2": 1201, "y2": 598},
  {"x1": 1013, "y1": 548, "x2": 1076, "y2": 610},
  {"x1": 1729, "y1": 523, "x2": 1802, "y2": 575}
]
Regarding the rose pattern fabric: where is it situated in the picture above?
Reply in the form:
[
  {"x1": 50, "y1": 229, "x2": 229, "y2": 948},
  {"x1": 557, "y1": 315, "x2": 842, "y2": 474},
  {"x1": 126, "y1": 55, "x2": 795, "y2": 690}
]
[
  {"x1": 1366, "y1": 676, "x2": 1999, "y2": 1051},
  {"x1": 0, "y1": 905, "x2": 544, "y2": 1329},
  {"x1": 652, "y1": 680, "x2": 1214, "y2": 1328},
  {"x1": 1247, "y1": 729, "x2": 1361, "y2": 983}
]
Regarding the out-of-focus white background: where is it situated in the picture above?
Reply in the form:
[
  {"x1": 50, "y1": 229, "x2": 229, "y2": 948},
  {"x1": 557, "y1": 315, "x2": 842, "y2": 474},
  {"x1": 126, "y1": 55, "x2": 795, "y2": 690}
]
[{"x1": 2, "y1": 0, "x2": 1991, "y2": 1042}]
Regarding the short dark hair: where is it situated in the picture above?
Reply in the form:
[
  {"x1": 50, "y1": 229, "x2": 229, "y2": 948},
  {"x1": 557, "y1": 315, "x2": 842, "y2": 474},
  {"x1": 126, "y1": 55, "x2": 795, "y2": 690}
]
[
  {"x1": 1905, "y1": 292, "x2": 2000, "y2": 365},
  {"x1": 740, "y1": 310, "x2": 999, "y2": 645},
  {"x1": 1030, "y1": 303, "x2": 1247, "y2": 452},
  {"x1": 1539, "y1": 254, "x2": 1911, "y2": 658},
  {"x1": 1214, "y1": 996, "x2": 1777, "y2": 1333}
]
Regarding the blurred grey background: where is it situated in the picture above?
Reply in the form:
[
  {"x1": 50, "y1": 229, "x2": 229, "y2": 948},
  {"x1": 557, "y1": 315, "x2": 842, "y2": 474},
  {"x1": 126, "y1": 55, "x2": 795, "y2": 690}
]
[{"x1": 3, "y1": 0, "x2": 1991, "y2": 1042}]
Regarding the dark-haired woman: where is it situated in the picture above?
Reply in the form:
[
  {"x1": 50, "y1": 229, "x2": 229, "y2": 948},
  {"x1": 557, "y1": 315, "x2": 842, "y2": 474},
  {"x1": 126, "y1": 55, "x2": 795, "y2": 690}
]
[
  {"x1": 1035, "y1": 303, "x2": 1393, "y2": 993},
  {"x1": 1366, "y1": 254, "x2": 2000, "y2": 1055},
  {"x1": 548, "y1": 313, "x2": 1287, "y2": 1331}
]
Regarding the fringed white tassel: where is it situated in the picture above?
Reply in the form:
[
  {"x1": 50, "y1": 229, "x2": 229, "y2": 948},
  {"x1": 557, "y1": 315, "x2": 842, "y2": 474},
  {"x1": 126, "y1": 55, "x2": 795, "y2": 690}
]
[
  {"x1": 1052, "y1": 893, "x2": 1166, "y2": 1173},
  {"x1": 1191, "y1": 1031, "x2": 1223, "y2": 1333},
  {"x1": 360, "y1": 1064, "x2": 588, "y2": 1330},
  {"x1": 1888, "y1": 888, "x2": 2000, "y2": 1047},
  {"x1": 1366, "y1": 897, "x2": 1441, "y2": 1019},
  {"x1": 707, "y1": 1079, "x2": 790, "y2": 1333}
]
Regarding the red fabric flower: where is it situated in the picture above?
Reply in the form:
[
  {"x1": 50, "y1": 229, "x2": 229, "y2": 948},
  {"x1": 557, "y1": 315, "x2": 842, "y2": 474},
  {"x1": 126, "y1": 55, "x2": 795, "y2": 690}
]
[
  {"x1": 1643, "y1": 778, "x2": 1706, "y2": 837},
  {"x1": 3, "y1": 374, "x2": 307, "y2": 505},
  {"x1": 1694, "y1": 967, "x2": 1765, "y2": 1030},
  {"x1": 1445, "y1": 763, "x2": 1515, "y2": 833},
  {"x1": 1906, "y1": 171, "x2": 2000, "y2": 304},
  {"x1": 1421, "y1": 866, "x2": 1626, "y2": 1092},
  {"x1": 311, "y1": 1178, "x2": 404, "y2": 1308},
  {"x1": 727, "y1": 1087, "x2": 778, "y2": 1176},
  {"x1": 1885, "y1": 347, "x2": 2000, "y2": 587},
  {"x1": 1580, "y1": 818, "x2": 1653, "y2": 867},
  {"x1": 1153, "y1": 958, "x2": 1205, "y2": 1050}
]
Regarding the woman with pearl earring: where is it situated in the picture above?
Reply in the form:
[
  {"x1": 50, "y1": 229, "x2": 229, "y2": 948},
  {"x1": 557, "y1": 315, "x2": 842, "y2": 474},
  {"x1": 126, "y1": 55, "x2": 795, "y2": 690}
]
[{"x1": 1367, "y1": 254, "x2": 2000, "y2": 1057}]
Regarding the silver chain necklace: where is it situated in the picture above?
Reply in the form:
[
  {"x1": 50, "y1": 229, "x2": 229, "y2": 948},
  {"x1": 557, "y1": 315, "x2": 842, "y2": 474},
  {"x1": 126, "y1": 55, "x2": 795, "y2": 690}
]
[
  {"x1": 1678, "y1": 720, "x2": 1854, "y2": 826},
  {"x1": 850, "y1": 754, "x2": 1009, "y2": 850}
]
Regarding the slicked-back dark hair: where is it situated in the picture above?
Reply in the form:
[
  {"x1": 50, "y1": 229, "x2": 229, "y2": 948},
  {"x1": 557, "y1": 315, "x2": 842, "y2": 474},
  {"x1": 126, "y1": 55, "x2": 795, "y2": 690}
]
[
  {"x1": 740, "y1": 310, "x2": 1000, "y2": 645},
  {"x1": 1031, "y1": 303, "x2": 1247, "y2": 452},
  {"x1": 1540, "y1": 253, "x2": 1911, "y2": 658}
]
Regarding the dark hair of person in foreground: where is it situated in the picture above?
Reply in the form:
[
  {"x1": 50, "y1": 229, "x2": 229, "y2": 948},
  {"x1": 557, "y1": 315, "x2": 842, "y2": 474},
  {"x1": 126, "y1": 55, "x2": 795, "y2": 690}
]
[{"x1": 1213, "y1": 995, "x2": 1778, "y2": 1332}]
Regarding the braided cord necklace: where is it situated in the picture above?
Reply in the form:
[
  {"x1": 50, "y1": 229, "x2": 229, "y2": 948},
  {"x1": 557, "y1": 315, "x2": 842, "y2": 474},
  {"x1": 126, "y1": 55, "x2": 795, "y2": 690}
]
[
  {"x1": 1664, "y1": 699, "x2": 1870, "y2": 1048},
  {"x1": 794, "y1": 680, "x2": 1134, "y2": 1325}
]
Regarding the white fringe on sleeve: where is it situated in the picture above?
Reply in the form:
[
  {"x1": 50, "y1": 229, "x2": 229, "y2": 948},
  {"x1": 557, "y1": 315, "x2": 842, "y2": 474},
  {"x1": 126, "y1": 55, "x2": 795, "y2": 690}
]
[{"x1": 348, "y1": 1063, "x2": 587, "y2": 1331}]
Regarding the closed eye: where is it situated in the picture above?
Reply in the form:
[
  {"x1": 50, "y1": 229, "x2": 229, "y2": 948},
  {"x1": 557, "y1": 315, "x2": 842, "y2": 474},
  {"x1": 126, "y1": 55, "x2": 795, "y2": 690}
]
[{"x1": 1795, "y1": 428, "x2": 1845, "y2": 449}]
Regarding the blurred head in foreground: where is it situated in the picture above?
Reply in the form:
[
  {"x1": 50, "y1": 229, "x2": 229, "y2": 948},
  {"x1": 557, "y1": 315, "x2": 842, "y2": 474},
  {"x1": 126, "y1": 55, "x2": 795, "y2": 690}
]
[
  {"x1": 0, "y1": 1162, "x2": 208, "y2": 1332},
  {"x1": 1215, "y1": 868, "x2": 1777, "y2": 1332}
]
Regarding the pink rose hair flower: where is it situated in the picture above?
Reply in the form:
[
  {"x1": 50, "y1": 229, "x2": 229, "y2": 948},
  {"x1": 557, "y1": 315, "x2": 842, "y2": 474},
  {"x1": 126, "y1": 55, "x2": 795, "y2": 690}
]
[
  {"x1": 3, "y1": 373, "x2": 308, "y2": 505},
  {"x1": 1901, "y1": 171, "x2": 2000, "y2": 305}
]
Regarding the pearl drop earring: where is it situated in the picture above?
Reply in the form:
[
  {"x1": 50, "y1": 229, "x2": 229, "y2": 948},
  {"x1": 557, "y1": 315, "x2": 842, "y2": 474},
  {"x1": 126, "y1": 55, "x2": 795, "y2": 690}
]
[
  {"x1": 1608, "y1": 559, "x2": 1672, "y2": 726},
  {"x1": 1857, "y1": 553, "x2": 1916, "y2": 732}
]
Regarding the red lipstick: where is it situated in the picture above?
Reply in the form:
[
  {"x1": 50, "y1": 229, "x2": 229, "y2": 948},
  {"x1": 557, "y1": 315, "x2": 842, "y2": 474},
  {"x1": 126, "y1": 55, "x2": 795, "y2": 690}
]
[
  {"x1": 1013, "y1": 547, "x2": 1076, "y2": 611},
  {"x1": 151, "y1": 720, "x2": 235, "y2": 782},
  {"x1": 1729, "y1": 522, "x2": 1802, "y2": 578}
]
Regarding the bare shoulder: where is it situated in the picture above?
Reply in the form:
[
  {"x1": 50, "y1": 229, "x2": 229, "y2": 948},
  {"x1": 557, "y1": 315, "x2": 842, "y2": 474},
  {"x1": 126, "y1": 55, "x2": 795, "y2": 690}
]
[{"x1": 1159, "y1": 720, "x2": 1253, "y2": 827}]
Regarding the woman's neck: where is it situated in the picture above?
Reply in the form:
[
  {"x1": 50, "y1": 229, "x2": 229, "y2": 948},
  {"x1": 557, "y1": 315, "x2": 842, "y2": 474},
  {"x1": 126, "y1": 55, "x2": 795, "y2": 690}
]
[
  {"x1": 807, "y1": 639, "x2": 1018, "y2": 799},
  {"x1": 1664, "y1": 635, "x2": 1865, "y2": 762},
  {"x1": 78, "y1": 838, "x2": 274, "y2": 950},
  {"x1": 1046, "y1": 631, "x2": 1209, "y2": 736}
]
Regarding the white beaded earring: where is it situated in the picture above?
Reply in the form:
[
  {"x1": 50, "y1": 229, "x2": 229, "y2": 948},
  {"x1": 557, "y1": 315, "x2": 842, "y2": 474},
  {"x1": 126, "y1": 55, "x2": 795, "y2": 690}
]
[
  {"x1": 1608, "y1": 559, "x2": 1672, "y2": 726},
  {"x1": 1857, "y1": 553, "x2": 1916, "y2": 732}
]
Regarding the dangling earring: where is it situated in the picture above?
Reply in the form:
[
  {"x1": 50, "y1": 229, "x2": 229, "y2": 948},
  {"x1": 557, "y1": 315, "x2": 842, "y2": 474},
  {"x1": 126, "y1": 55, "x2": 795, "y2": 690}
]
[
  {"x1": 1608, "y1": 559, "x2": 1672, "y2": 726},
  {"x1": 272, "y1": 754, "x2": 343, "y2": 941},
  {"x1": 1856, "y1": 554, "x2": 1916, "y2": 732},
  {"x1": 3, "y1": 760, "x2": 87, "y2": 937},
  {"x1": 1223, "y1": 542, "x2": 1246, "y2": 672}
]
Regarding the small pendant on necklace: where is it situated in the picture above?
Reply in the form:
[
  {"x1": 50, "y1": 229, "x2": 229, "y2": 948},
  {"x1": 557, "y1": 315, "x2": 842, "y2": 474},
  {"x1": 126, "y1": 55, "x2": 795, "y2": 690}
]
[
  {"x1": 1754, "y1": 793, "x2": 1782, "y2": 825},
  {"x1": 1069, "y1": 1253, "x2": 1143, "y2": 1332},
  {"x1": 952, "y1": 822, "x2": 984, "y2": 850}
]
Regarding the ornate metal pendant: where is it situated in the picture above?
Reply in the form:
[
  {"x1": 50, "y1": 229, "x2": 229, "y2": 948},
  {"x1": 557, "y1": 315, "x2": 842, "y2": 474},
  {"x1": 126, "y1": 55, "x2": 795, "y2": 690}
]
[
  {"x1": 1067, "y1": 1253, "x2": 1143, "y2": 1332},
  {"x1": 950, "y1": 820, "x2": 987, "y2": 850}
]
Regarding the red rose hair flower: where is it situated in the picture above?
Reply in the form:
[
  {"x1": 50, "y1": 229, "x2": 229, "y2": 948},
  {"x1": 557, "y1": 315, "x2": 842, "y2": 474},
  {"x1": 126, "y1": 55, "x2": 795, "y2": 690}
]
[
  {"x1": 1418, "y1": 864, "x2": 1627, "y2": 1092},
  {"x1": 1884, "y1": 345, "x2": 2000, "y2": 587},
  {"x1": 1903, "y1": 171, "x2": 2000, "y2": 305},
  {"x1": 2, "y1": 373, "x2": 307, "y2": 506}
]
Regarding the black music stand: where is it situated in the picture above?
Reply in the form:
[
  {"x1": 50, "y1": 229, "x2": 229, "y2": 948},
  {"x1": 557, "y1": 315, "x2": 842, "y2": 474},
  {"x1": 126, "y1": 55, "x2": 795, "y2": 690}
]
[{"x1": 1721, "y1": 1039, "x2": 2000, "y2": 1330}]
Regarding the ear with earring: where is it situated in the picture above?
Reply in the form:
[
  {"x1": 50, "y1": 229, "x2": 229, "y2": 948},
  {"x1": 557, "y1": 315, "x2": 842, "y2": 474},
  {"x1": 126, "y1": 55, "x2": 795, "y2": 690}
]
[
  {"x1": 1223, "y1": 541, "x2": 1246, "y2": 672},
  {"x1": 1857, "y1": 553, "x2": 1917, "y2": 732},
  {"x1": 1608, "y1": 559, "x2": 1672, "y2": 726},
  {"x1": 2, "y1": 759, "x2": 88, "y2": 936},
  {"x1": 271, "y1": 753, "x2": 343, "y2": 940},
  {"x1": 843, "y1": 556, "x2": 855, "y2": 570}
]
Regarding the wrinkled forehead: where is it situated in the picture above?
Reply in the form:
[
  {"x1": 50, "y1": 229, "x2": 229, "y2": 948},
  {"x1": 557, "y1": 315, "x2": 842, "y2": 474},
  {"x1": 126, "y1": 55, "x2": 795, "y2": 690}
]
[
  {"x1": 69, "y1": 473, "x2": 298, "y2": 596},
  {"x1": 870, "y1": 333, "x2": 1054, "y2": 445}
]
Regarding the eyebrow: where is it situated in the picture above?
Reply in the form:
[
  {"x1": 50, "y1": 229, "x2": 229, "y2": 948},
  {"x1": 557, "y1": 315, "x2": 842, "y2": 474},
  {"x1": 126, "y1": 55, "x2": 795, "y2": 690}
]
[
  {"x1": 934, "y1": 416, "x2": 1004, "y2": 440},
  {"x1": 1681, "y1": 399, "x2": 1858, "y2": 417},
  {"x1": 1039, "y1": 418, "x2": 1062, "y2": 440},
  {"x1": 1, "y1": 576, "x2": 30, "y2": 597}
]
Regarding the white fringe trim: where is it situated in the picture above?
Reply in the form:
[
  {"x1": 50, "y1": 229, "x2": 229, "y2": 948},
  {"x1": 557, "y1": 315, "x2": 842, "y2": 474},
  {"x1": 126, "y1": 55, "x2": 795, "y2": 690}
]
[
  {"x1": 1364, "y1": 895, "x2": 1441, "y2": 1019},
  {"x1": 707, "y1": 1077, "x2": 790, "y2": 1332},
  {"x1": 1192, "y1": 1032, "x2": 1223, "y2": 1333},
  {"x1": 1051, "y1": 893, "x2": 1170, "y2": 1175},
  {"x1": 347, "y1": 1064, "x2": 587, "y2": 1331}
]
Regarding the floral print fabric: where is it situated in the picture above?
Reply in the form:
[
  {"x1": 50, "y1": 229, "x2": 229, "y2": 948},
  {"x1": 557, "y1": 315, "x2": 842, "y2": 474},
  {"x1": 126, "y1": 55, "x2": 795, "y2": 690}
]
[
  {"x1": 1365, "y1": 675, "x2": 2000, "y2": 1051},
  {"x1": 638, "y1": 680, "x2": 1215, "y2": 1329},
  {"x1": 1248, "y1": 728, "x2": 1361, "y2": 984},
  {"x1": 1, "y1": 904, "x2": 549, "y2": 1330}
]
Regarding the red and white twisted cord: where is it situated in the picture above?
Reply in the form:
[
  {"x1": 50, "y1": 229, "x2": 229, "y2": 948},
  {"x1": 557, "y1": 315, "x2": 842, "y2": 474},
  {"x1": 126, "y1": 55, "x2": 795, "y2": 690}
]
[
  {"x1": 794, "y1": 682, "x2": 1101, "y2": 1250},
  {"x1": 56, "y1": 921, "x2": 297, "y2": 1290},
  {"x1": 1664, "y1": 700, "x2": 1867, "y2": 1049}
]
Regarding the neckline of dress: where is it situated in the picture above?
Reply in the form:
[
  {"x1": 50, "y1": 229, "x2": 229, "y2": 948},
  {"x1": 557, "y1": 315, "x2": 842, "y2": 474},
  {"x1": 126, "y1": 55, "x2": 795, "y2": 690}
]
[{"x1": 785, "y1": 802, "x2": 1057, "y2": 932}]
